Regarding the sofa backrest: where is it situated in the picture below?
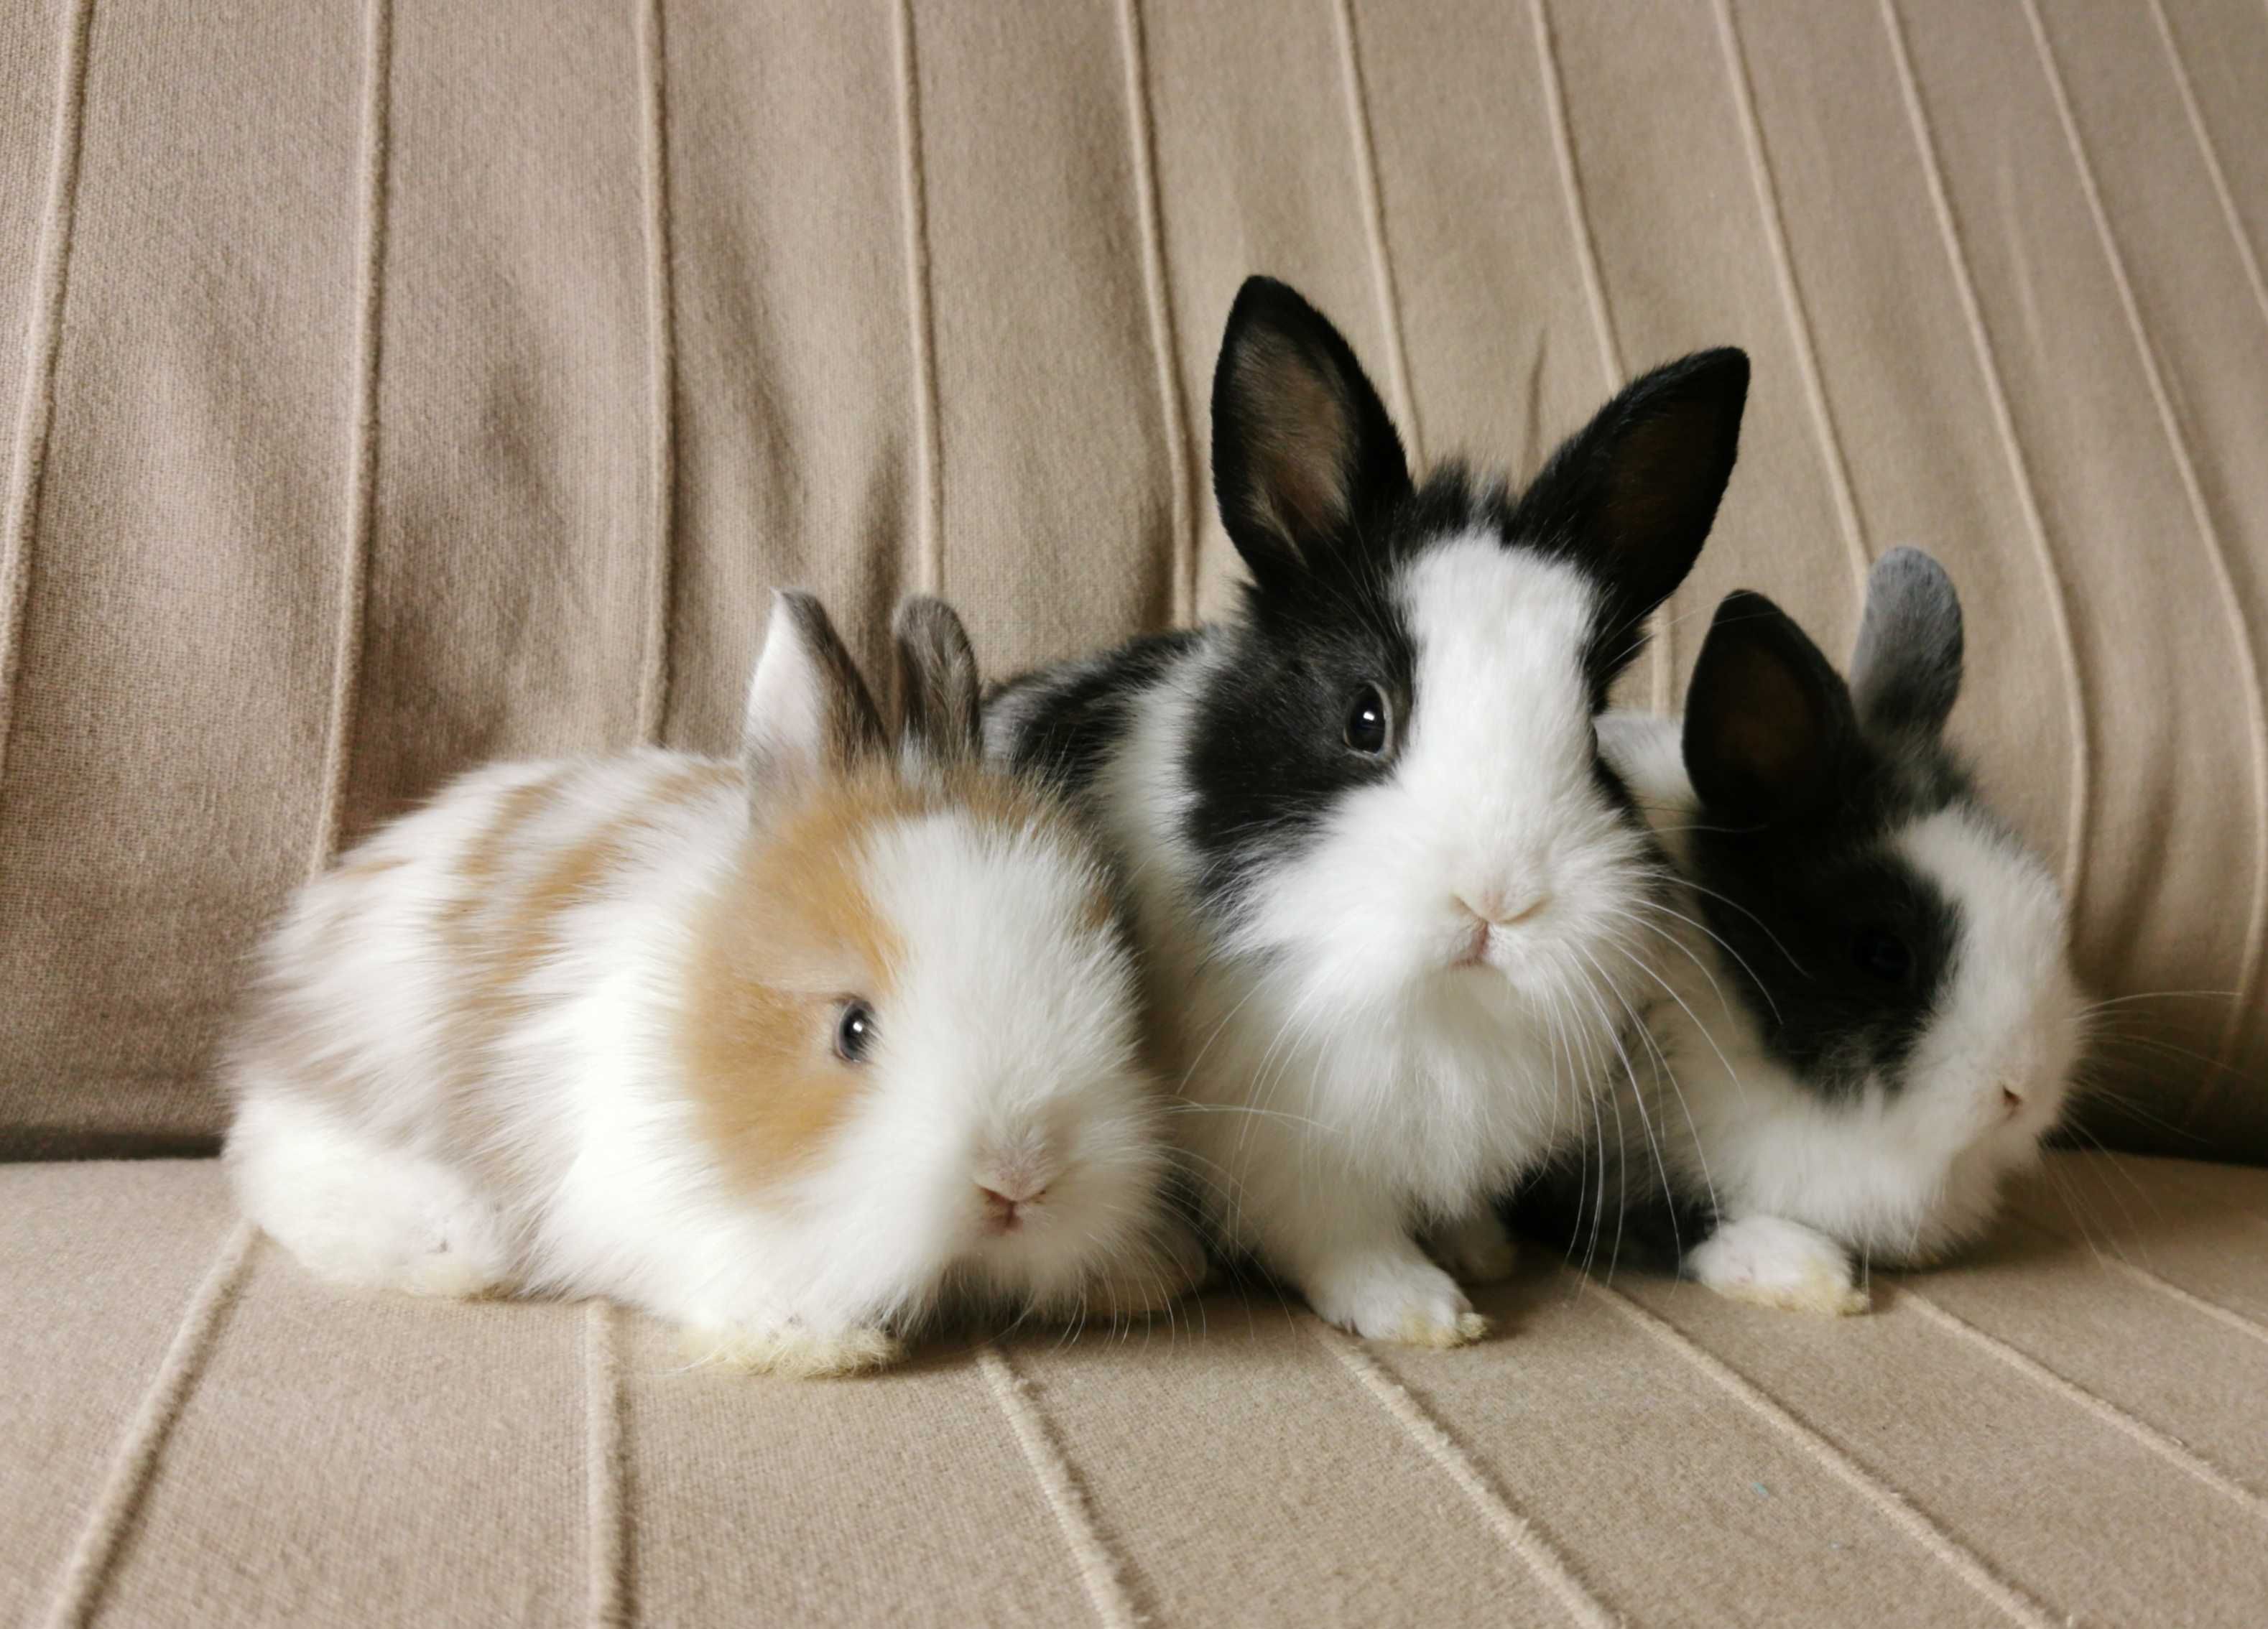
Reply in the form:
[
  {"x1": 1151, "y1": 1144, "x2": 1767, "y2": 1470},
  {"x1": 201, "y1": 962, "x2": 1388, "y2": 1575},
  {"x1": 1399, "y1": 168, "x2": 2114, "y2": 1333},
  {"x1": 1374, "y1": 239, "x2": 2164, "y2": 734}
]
[{"x1": 1, "y1": 0, "x2": 2262, "y2": 1159}]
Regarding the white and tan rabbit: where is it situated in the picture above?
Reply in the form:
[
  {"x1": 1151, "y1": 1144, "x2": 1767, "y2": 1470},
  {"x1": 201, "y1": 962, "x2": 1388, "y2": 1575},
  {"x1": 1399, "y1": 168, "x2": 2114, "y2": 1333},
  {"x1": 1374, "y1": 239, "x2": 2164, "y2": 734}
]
[
  {"x1": 225, "y1": 593, "x2": 1198, "y2": 1375},
  {"x1": 987, "y1": 276, "x2": 1750, "y2": 1345},
  {"x1": 1514, "y1": 550, "x2": 2085, "y2": 1312}
]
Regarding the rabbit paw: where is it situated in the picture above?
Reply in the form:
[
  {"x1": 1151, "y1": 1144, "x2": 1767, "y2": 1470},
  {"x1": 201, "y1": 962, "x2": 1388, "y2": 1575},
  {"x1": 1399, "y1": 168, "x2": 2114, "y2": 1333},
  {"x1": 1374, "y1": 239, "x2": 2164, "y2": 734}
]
[
  {"x1": 683, "y1": 1319, "x2": 906, "y2": 1378},
  {"x1": 1688, "y1": 1215, "x2": 1869, "y2": 1317},
  {"x1": 1306, "y1": 1253, "x2": 1491, "y2": 1347}
]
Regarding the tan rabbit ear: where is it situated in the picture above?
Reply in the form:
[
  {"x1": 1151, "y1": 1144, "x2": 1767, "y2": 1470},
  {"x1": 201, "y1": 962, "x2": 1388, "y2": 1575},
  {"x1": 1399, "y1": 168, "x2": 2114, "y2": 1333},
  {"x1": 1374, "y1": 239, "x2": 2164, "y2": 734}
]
[
  {"x1": 891, "y1": 595, "x2": 982, "y2": 767},
  {"x1": 743, "y1": 591, "x2": 885, "y2": 815}
]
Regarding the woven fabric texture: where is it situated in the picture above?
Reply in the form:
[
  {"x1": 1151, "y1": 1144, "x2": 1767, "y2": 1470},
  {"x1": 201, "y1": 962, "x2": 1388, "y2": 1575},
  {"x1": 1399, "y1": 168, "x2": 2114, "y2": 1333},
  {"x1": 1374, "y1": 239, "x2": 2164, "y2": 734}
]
[
  {"x1": 0, "y1": 0, "x2": 2264, "y2": 1159},
  {"x1": 5, "y1": 1153, "x2": 2266, "y2": 1627}
]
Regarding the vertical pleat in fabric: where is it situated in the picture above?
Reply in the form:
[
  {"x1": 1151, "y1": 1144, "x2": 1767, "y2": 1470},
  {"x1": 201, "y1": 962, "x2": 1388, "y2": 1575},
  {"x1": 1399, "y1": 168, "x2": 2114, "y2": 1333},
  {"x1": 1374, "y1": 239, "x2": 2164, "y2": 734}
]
[
  {"x1": 651, "y1": 0, "x2": 917, "y2": 757},
  {"x1": 0, "y1": 0, "x2": 366, "y2": 1153}
]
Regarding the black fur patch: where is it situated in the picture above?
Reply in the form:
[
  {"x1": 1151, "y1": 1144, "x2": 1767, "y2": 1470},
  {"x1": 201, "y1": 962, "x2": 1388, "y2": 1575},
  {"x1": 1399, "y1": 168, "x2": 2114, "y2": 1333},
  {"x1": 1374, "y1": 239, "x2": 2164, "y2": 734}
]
[
  {"x1": 1678, "y1": 585, "x2": 1980, "y2": 1103},
  {"x1": 1180, "y1": 518, "x2": 1426, "y2": 908},
  {"x1": 1504, "y1": 1150, "x2": 1718, "y2": 1278},
  {"x1": 987, "y1": 631, "x2": 1198, "y2": 793},
  {"x1": 1690, "y1": 738, "x2": 1971, "y2": 1100}
]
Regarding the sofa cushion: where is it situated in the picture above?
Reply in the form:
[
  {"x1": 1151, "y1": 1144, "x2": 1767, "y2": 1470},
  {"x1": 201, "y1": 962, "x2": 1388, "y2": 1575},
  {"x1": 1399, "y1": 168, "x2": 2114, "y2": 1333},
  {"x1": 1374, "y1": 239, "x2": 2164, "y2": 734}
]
[{"x1": 6, "y1": 1152, "x2": 2265, "y2": 1626}]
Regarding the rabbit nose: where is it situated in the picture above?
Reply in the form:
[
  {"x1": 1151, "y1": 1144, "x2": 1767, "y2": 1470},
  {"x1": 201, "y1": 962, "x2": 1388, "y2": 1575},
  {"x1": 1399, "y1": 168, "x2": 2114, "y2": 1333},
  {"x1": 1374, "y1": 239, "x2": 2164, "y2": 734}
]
[
  {"x1": 2000, "y1": 1085, "x2": 2025, "y2": 1118},
  {"x1": 1458, "y1": 891, "x2": 1549, "y2": 930},
  {"x1": 978, "y1": 1183, "x2": 1047, "y2": 1233}
]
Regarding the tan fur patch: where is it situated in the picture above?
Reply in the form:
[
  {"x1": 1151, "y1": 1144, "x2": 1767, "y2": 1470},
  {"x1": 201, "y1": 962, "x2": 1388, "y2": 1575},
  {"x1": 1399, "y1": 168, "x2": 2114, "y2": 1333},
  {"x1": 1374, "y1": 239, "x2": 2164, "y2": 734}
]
[
  {"x1": 443, "y1": 774, "x2": 569, "y2": 945},
  {"x1": 680, "y1": 762, "x2": 1106, "y2": 1196},
  {"x1": 240, "y1": 776, "x2": 567, "y2": 1128},
  {"x1": 681, "y1": 771, "x2": 906, "y2": 1195},
  {"x1": 498, "y1": 762, "x2": 736, "y2": 983},
  {"x1": 662, "y1": 760, "x2": 743, "y2": 802},
  {"x1": 463, "y1": 762, "x2": 727, "y2": 1034},
  {"x1": 440, "y1": 764, "x2": 722, "y2": 1192},
  {"x1": 335, "y1": 853, "x2": 406, "y2": 883}
]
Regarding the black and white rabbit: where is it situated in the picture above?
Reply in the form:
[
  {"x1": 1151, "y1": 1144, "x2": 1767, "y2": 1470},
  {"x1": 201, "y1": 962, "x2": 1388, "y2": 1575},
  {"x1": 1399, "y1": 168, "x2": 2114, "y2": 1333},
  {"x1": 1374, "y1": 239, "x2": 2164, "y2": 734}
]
[
  {"x1": 1517, "y1": 549, "x2": 2084, "y2": 1312},
  {"x1": 987, "y1": 276, "x2": 1749, "y2": 1345}
]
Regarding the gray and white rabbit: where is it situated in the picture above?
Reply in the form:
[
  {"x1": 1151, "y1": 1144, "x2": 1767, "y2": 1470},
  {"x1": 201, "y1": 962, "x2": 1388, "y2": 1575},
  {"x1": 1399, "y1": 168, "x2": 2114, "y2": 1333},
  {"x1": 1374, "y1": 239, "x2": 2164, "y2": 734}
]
[
  {"x1": 986, "y1": 276, "x2": 1749, "y2": 1345},
  {"x1": 1515, "y1": 550, "x2": 2084, "y2": 1312}
]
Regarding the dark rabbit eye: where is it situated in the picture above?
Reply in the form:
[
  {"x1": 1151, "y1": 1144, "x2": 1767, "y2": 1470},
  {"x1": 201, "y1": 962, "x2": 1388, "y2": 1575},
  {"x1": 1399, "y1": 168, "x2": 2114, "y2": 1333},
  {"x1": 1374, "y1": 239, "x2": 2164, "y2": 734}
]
[
  {"x1": 1851, "y1": 927, "x2": 1912, "y2": 984},
  {"x1": 834, "y1": 1000, "x2": 877, "y2": 1064},
  {"x1": 1344, "y1": 684, "x2": 1393, "y2": 756}
]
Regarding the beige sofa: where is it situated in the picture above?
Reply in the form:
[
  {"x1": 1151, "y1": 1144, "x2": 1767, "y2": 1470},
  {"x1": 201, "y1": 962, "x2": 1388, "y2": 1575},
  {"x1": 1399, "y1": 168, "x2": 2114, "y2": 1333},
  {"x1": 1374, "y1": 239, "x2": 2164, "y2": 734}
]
[{"x1": 4, "y1": 2, "x2": 2264, "y2": 1624}]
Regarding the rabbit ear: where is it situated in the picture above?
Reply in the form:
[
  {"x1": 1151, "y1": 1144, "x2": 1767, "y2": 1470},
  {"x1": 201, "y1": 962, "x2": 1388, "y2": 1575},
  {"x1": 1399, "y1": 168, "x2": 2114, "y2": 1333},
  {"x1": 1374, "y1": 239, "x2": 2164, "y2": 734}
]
[
  {"x1": 1514, "y1": 348, "x2": 1749, "y2": 679},
  {"x1": 1850, "y1": 547, "x2": 1964, "y2": 739},
  {"x1": 892, "y1": 595, "x2": 982, "y2": 766},
  {"x1": 1683, "y1": 590, "x2": 1856, "y2": 827},
  {"x1": 1210, "y1": 276, "x2": 1412, "y2": 588},
  {"x1": 742, "y1": 590, "x2": 885, "y2": 816}
]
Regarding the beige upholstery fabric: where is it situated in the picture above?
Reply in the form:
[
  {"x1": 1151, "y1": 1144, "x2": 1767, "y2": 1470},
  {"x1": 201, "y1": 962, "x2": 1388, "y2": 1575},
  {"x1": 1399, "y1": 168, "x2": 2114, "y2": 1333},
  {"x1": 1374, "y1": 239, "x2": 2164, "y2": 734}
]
[
  {"x1": 0, "y1": 1, "x2": 2264, "y2": 1159},
  {"x1": 4, "y1": 1153, "x2": 2264, "y2": 1627},
  {"x1": 6, "y1": 10, "x2": 2266, "y2": 1626}
]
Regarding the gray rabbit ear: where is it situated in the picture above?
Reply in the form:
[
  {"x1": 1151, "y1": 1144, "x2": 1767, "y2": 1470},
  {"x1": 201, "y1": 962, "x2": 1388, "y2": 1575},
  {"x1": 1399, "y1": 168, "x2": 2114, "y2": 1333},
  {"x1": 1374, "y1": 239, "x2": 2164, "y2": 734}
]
[
  {"x1": 742, "y1": 591, "x2": 886, "y2": 817},
  {"x1": 1850, "y1": 547, "x2": 1964, "y2": 739},
  {"x1": 891, "y1": 595, "x2": 982, "y2": 767}
]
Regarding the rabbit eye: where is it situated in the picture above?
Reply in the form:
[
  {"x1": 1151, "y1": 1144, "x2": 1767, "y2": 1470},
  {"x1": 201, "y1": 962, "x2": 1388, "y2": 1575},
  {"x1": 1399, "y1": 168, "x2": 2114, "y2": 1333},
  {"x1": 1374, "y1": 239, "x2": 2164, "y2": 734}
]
[
  {"x1": 1851, "y1": 927, "x2": 1912, "y2": 984},
  {"x1": 1344, "y1": 684, "x2": 1393, "y2": 757},
  {"x1": 833, "y1": 1000, "x2": 878, "y2": 1064}
]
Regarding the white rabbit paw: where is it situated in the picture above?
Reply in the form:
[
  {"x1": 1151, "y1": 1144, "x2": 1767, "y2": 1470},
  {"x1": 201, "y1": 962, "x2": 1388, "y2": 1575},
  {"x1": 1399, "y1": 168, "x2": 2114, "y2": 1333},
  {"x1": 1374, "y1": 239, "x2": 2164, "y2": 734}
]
[
  {"x1": 392, "y1": 1248, "x2": 506, "y2": 1301},
  {"x1": 1688, "y1": 1215, "x2": 1869, "y2": 1317},
  {"x1": 1429, "y1": 1208, "x2": 1519, "y2": 1285},
  {"x1": 284, "y1": 1196, "x2": 509, "y2": 1301},
  {"x1": 1306, "y1": 1253, "x2": 1491, "y2": 1347},
  {"x1": 684, "y1": 1319, "x2": 906, "y2": 1379}
]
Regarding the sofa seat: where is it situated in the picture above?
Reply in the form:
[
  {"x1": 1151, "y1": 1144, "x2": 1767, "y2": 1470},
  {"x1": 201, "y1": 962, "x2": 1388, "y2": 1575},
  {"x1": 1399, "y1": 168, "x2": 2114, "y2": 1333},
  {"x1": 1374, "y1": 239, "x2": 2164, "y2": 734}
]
[{"x1": 5, "y1": 1152, "x2": 2264, "y2": 1628}]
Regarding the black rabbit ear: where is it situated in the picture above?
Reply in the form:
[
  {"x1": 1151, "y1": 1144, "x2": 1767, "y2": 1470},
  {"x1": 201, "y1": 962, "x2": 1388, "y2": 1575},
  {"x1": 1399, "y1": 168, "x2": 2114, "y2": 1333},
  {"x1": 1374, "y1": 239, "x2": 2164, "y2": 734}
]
[
  {"x1": 892, "y1": 594, "x2": 982, "y2": 766},
  {"x1": 1210, "y1": 277, "x2": 1411, "y2": 587},
  {"x1": 1850, "y1": 547, "x2": 1963, "y2": 739},
  {"x1": 1683, "y1": 590, "x2": 1856, "y2": 827},
  {"x1": 1515, "y1": 348, "x2": 1749, "y2": 675}
]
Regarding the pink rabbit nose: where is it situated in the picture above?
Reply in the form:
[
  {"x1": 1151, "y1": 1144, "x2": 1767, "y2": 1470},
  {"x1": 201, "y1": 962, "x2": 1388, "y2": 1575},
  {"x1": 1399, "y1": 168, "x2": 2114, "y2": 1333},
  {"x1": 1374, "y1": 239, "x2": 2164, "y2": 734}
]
[
  {"x1": 2001, "y1": 1086, "x2": 2025, "y2": 1118},
  {"x1": 1453, "y1": 893, "x2": 1547, "y2": 966},
  {"x1": 978, "y1": 1184, "x2": 1046, "y2": 1233},
  {"x1": 1461, "y1": 891, "x2": 1548, "y2": 929},
  {"x1": 1452, "y1": 915, "x2": 1491, "y2": 968}
]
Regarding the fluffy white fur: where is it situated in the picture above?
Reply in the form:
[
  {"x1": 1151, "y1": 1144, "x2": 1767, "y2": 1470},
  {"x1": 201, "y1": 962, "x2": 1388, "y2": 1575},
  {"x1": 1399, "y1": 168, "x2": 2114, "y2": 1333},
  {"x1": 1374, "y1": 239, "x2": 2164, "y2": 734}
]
[
  {"x1": 226, "y1": 606, "x2": 1185, "y2": 1377},
  {"x1": 1085, "y1": 537, "x2": 1662, "y2": 1345},
  {"x1": 1595, "y1": 711, "x2": 2082, "y2": 1311}
]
